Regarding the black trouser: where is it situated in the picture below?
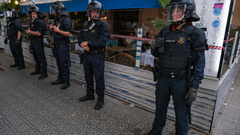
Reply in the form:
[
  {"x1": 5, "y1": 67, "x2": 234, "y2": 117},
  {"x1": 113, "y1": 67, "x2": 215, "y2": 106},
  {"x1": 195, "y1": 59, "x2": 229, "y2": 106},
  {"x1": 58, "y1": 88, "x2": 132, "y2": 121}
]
[
  {"x1": 30, "y1": 40, "x2": 47, "y2": 74},
  {"x1": 55, "y1": 44, "x2": 70, "y2": 83},
  {"x1": 83, "y1": 54, "x2": 105, "y2": 101},
  {"x1": 9, "y1": 37, "x2": 24, "y2": 65}
]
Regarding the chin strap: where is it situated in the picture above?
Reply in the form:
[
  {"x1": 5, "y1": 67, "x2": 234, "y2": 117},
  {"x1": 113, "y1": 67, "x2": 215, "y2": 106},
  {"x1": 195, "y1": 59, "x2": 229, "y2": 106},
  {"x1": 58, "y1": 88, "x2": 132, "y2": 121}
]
[
  {"x1": 172, "y1": 19, "x2": 186, "y2": 25},
  {"x1": 90, "y1": 18, "x2": 100, "y2": 22}
]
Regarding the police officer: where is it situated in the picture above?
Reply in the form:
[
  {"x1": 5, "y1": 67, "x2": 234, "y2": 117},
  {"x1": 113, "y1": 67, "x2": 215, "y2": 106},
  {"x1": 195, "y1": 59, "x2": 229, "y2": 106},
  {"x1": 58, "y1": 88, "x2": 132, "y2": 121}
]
[
  {"x1": 78, "y1": 1, "x2": 110, "y2": 110},
  {"x1": 145, "y1": 0, "x2": 207, "y2": 135},
  {"x1": 5, "y1": 8, "x2": 25, "y2": 70},
  {"x1": 27, "y1": 6, "x2": 48, "y2": 79},
  {"x1": 49, "y1": 1, "x2": 74, "y2": 89}
]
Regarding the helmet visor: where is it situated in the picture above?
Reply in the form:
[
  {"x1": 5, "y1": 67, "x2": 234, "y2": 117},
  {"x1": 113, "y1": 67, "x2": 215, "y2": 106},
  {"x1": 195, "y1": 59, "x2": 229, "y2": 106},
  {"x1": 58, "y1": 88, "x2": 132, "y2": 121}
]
[
  {"x1": 89, "y1": 10, "x2": 101, "y2": 19},
  {"x1": 50, "y1": 6, "x2": 54, "y2": 14},
  {"x1": 5, "y1": 11, "x2": 12, "y2": 18},
  {"x1": 165, "y1": 4, "x2": 186, "y2": 23}
]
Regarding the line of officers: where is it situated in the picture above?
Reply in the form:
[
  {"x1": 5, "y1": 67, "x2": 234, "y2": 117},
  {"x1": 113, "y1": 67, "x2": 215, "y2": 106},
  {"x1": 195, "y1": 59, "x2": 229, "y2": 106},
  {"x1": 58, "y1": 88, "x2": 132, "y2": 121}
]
[{"x1": 4, "y1": 0, "x2": 207, "y2": 135}]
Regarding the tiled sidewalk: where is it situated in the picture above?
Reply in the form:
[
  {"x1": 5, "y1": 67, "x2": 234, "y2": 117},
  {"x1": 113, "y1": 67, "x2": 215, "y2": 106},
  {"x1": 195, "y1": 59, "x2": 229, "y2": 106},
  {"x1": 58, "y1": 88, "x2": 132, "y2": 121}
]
[
  {"x1": 211, "y1": 69, "x2": 240, "y2": 135},
  {"x1": 0, "y1": 49, "x2": 206, "y2": 135}
]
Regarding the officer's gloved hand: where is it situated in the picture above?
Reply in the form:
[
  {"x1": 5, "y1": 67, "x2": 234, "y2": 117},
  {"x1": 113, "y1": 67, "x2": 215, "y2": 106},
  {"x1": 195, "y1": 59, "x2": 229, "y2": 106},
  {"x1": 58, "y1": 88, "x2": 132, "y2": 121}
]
[
  {"x1": 185, "y1": 88, "x2": 197, "y2": 104},
  {"x1": 151, "y1": 37, "x2": 164, "y2": 49},
  {"x1": 4, "y1": 38, "x2": 8, "y2": 44},
  {"x1": 15, "y1": 39, "x2": 21, "y2": 47}
]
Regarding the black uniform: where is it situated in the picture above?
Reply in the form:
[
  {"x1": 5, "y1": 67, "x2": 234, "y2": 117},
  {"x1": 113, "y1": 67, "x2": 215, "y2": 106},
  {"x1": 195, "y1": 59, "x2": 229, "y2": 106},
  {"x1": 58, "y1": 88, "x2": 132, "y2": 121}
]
[
  {"x1": 78, "y1": 20, "x2": 110, "y2": 102},
  {"x1": 50, "y1": 1, "x2": 74, "y2": 89},
  {"x1": 150, "y1": 24, "x2": 206, "y2": 135},
  {"x1": 7, "y1": 19, "x2": 25, "y2": 69},
  {"x1": 145, "y1": 0, "x2": 207, "y2": 135},
  {"x1": 51, "y1": 16, "x2": 74, "y2": 88},
  {"x1": 78, "y1": 0, "x2": 110, "y2": 110},
  {"x1": 28, "y1": 18, "x2": 48, "y2": 78}
]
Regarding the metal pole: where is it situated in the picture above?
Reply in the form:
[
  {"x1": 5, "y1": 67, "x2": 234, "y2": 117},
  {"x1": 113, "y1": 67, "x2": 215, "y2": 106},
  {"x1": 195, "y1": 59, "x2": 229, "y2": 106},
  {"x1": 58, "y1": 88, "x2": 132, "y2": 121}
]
[{"x1": 88, "y1": 0, "x2": 91, "y2": 21}]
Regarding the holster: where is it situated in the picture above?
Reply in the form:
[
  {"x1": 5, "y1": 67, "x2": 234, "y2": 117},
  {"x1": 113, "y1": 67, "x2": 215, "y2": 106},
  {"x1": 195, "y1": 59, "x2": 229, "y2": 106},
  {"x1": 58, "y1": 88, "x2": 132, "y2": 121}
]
[
  {"x1": 52, "y1": 45, "x2": 58, "y2": 58},
  {"x1": 82, "y1": 58, "x2": 91, "y2": 69},
  {"x1": 30, "y1": 38, "x2": 43, "y2": 44},
  {"x1": 79, "y1": 53, "x2": 84, "y2": 64},
  {"x1": 29, "y1": 45, "x2": 34, "y2": 55},
  {"x1": 152, "y1": 64, "x2": 160, "y2": 82}
]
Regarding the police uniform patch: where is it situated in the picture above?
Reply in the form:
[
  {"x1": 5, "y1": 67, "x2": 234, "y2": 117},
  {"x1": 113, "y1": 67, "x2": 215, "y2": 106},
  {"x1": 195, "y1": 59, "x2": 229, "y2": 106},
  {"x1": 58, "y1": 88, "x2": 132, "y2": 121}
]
[
  {"x1": 58, "y1": 23, "x2": 61, "y2": 27},
  {"x1": 178, "y1": 37, "x2": 185, "y2": 44},
  {"x1": 91, "y1": 29, "x2": 95, "y2": 33},
  {"x1": 31, "y1": 24, "x2": 33, "y2": 27}
]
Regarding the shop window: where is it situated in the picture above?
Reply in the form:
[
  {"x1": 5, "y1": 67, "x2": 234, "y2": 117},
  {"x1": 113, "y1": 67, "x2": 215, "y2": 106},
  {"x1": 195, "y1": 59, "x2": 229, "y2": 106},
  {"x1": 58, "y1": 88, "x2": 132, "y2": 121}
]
[
  {"x1": 113, "y1": 10, "x2": 139, "y2": 35},
  {"x1": 221, "y1": 26, "x2": 240, "y2": 77}
]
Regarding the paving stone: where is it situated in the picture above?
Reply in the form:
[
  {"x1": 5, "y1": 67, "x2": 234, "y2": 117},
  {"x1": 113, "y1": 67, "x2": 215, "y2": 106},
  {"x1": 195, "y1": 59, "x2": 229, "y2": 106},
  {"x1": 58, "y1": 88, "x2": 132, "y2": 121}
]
[{"x1": 0, "y1": 50, "x2": 208, "y2": 135}]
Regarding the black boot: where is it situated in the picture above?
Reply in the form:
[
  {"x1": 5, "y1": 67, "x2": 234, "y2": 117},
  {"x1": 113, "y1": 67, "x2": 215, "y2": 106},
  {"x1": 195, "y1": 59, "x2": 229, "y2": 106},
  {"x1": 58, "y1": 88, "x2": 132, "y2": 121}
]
[
  {"x1": 17, "y1": 64, "x2": 26, "y2": 70},
  {"x1": 30, "y1": 70, "x2": 42, "y2": 75},
  {"x1": 51, "y1": 79, "x2": 64, "y2": 85},
  {"x1": 144, "y1": 129, "x2": 161, "y2": 135},
  {"x1": 38, "y1": 74, "x2": 48, "y2": 80},
  {"x1": 78, "y1": 95, "x2": 95, "y2": 101},
  {"x1": 10, "y1": 63, "x2": 19, "y2": 67},
  {"x1": 94, "y1": 101, "x2": 104, "y2": 110},
  {"x1": 61, "y1": 82, "x2": 70, "y2": 89}
]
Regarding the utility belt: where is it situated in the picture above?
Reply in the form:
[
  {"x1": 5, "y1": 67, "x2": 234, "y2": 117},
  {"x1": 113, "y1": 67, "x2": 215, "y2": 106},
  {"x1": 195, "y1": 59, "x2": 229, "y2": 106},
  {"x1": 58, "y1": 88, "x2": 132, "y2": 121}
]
[
  {"x1": 30, "y1": 38, "x2": 43, "y2": 43},
  {"x1": 84, "y1": 48, "x2": 105, "y2": 55},
  {"x1": 152, "y1": 63, "x2": 187, "y2": 81},
  {"x1": 160, "y1": 70, "x2": 187, "y2": 80},
  {"x1": 53, "y1": 39, "x2": 70, "y2": 46},
  {"x1": 8, "y1": 36, "x2": 17, "y2": 40}
]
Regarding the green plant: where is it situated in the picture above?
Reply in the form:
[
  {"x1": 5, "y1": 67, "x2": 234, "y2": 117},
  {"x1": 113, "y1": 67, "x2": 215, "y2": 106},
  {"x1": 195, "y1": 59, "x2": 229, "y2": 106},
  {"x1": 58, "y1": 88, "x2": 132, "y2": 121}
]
[
  {"x1": 0, "y1": 0, "x2": 28, "y2": 23},
  {"x1": 147, "y1": 0, "x2": 171, "y2": 30},
  {"x1": 158, "y1": 0, "x2": 170, "y2": 8},
  {"x1": 0, "y1": 0, "x2": 21, "y2": 13}
]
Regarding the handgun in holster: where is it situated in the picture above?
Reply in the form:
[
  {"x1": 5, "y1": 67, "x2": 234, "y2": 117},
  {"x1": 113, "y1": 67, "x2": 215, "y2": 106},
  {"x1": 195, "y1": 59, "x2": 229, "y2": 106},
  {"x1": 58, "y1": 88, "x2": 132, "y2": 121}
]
[
  {"x1": 29, "y1": 45, "x2": 34, "y2": 55},
  {"x1": 51, "y1": 43, "x2": 58, "y2": 58},
  {"x1": 152, "y1": 63, "x2": 160, "y2": 82}
]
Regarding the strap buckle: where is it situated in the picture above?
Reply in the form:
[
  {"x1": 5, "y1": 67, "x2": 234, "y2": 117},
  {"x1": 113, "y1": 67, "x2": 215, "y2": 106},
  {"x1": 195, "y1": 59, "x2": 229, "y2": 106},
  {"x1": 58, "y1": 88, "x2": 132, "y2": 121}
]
[{"x1": 170, "y1": 72, "x2": 175, "y2": 78}]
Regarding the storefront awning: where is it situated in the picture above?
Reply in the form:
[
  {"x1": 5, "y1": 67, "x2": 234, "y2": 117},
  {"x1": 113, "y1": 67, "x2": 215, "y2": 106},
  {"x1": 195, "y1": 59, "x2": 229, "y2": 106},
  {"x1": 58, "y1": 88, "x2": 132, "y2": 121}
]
[
  {"x1": 99, "y1": 0, "x2": 162, "y2": 10},
  {"x1": 21, "y1": 0, "x2": 162, "y2": 14}
]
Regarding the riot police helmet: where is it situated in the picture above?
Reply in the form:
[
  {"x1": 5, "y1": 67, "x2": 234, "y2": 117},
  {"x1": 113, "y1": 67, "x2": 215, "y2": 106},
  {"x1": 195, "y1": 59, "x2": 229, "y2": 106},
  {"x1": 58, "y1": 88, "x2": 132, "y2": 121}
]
[
  {"x1": 28, "y1": 6, "x2": 42, "y2": 19},
  {"x1": 5, "y1": 8, "x2": 17, "y2": 19},
  {"x1": 86, "y1": 1, "x2": 104, "y2": 20},
  {"x1": 165, "y1": 0, "x2": 200, "y2": 24},
  {"x1": 50, "y1": 1, "x2": 68, "y2": 16}
]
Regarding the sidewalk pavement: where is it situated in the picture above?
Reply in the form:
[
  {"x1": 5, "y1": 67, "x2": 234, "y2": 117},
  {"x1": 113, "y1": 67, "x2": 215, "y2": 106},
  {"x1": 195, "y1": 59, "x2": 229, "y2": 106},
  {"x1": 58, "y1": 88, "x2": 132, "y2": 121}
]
[
  {"x1": 0, "y1": 49, "x2": 207, "y2": 135},
  {"x1": 210, "y1": 67, "x2": 240, "y2": 135}
]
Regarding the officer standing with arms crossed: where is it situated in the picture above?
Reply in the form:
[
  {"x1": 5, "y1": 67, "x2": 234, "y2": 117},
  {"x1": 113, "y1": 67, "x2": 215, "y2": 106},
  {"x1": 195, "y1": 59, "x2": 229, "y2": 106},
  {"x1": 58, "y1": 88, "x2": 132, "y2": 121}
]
[
  {"x1": 78, "y1": 1, "x2": 110, "y2": 110},
  {"x1": 145, "y1": 0, "x2": 207, "y2": 135},
  {"x1": 4, "y1": 8, "x2": 25, "y2": 70},
  {"x1": 49, "y1": 1, "x2": 73, "y2": 89},
  {"x1": 27, "y1": 6, "x2": 48, "y2": 79}
]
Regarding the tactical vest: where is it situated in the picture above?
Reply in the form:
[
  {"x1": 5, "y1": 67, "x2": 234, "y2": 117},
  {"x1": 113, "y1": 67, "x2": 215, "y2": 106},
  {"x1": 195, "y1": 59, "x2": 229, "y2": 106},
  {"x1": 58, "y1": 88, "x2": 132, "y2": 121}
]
[
  {"x1": 28, "y1": 19, "x2": 42, "y2": 40},
  {"x1": 82, "y1": 21, "x2": 103, "y2": 51},
  {"x1": 7, "y1": 20, "x2": 17, "y2": 37},
  {"x1": 159, "y1": 25, "x2": 195, "y2": 70},
  {"x1": 52, "y1": 16, "x2": 68, "y2": 41}
]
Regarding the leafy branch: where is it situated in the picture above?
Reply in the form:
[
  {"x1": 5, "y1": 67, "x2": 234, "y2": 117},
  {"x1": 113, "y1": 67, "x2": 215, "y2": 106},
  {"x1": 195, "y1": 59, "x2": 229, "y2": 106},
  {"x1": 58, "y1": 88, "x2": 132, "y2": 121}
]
[{"x1": 147, "y1": 0, "x2": 171, "y2": 30}]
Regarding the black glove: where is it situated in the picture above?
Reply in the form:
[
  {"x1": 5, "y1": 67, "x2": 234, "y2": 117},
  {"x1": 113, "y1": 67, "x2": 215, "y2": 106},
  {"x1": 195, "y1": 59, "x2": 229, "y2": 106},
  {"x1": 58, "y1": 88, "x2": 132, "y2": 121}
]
[
  {"x1": 185, "y1": 88, "x2": 197, "y2": 104},
  {"x1": 15, "y1": 39, "x2": 21, "y2": 47},
  {"x1": 4, "y1": 38, "x2": 8, "y2": 44},
  {"x1": 151, "y1": 37, "x2": 164, "y2": 49}
]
